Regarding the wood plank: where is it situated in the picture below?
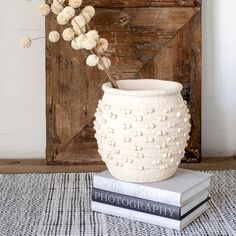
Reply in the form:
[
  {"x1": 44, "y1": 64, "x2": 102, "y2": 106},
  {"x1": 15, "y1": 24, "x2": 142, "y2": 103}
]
[
  {"x1": 140, "y1": 10, "x2": 201, "y2": 162},
  {"x1": 82, "y1": 0, "x2": 201, "y2": 8},
  {"x1": 0, "y1": 156, "x2": 235, "y2": 174}
]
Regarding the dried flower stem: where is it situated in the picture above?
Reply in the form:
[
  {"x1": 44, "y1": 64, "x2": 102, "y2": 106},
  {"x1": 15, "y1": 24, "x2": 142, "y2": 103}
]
[
  {"x1": 31, "y1": 36, "x2": 45, "y2": 41},
  {"x1": 52, "y1": 0, "x2": 119, "y2": 89}
]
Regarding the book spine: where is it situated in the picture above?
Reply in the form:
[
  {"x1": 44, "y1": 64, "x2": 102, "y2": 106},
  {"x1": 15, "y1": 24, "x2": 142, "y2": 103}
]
[
  {"x1": 91, "y1": 201, "x2": 180, "y2": 230},
  {"x1": 93, "y1": 176, "x2": 180, "y2": 206},
  {"x1": 92, "y1": 188, "x2": 180, "y2": 220}
]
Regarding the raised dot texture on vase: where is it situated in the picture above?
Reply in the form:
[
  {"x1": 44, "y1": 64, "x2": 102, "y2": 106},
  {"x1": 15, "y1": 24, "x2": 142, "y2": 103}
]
[
  {"x1": 146, "y1": 137, "x2": 154, "y2": 143},
  {"x1": 176, "y1": 141, "x2": 180, "y2": 146},
  {"x1": 177, "y1": 128, "x2": 182, "y2": 133},
  {"x1": 107, "y1": 154, "x2": 113, "y2": 159},
  {"x1": 128, "y1": 159, "x2": 133, "y2": 163},
  {"x1": 170, "y1": 158, "x2": 175, "y2": 163},
  {"x1": 114, "y1": 149, "x2": 120, "y2": 154},
  {"x1": 134, "y1": 145, "x2": 143, "y2": 151},
  {"x1": 146, "y1": 108, "x2": 154, "y2": 114},
  {"x1": 135, "y1": 131, "x2": 143, "y2": 137},
  {"x1": 123, "y1": 137, "x2": 131, "y2": 143},
  {"x1": 101, "y1": 118, "x2": 107, "y2": 124},
  {"x1": 96, "y1": 107, "x2": 101, "y2": 112},
  {"x1": 184, "y1": 118, "x2": 188, "y2": 123},
  {"x1": 177, "y1": 112, "x2": 181, "y2": 118},
  {"x1": 162, "y1": 153, "x2": 168, "y2": 158},
  {"x1": 162, "y1": 143, "x2": 167, "y2": 149},
  {"x1": 164, "y1": 107, "x2": 172, "y2": 113},
  {"x1": 151, "y1": 160, "x2": 157, "y2": 165},
  {"x1": 123, "y1": 123, "x2": 132, "y2": 129},
  {"x1": 109, "y1": 140, "x2": 116, "y2": 146},
  {"x1": 162, "y1": 130, "x2": 168, "y2": 136},
  {"x1": 104, "y1": 104, "x2": 111, "y2": 110},
  {"x1": 134, "y1": 116, "x2": 143, "y2": 122},
  {"x1": 146, "y1": 124, "x2": 156, "y2": 129},
  {"x1": 160, "y1": 115, "x2": 167, "y2": 121},
  {"x1": 160, "y1": 165, "x2": 165, "y2": 170},
  {"x1": 180, "y1": 103, "x2": 184, "y2": 108},
  {"x1": 101, "y1": 133, "x2": 107, "y2": 138},
  {"x1": 140, "y1": 153, "x2": 144, "y2": 158},
  {"x1": 124, "y1": 109, "x2": 132, "y2": 115},
  {"x1": 167, "y1": 137, "x2": 171, "y2": 142},
  {"x1": 107, "y1": 128, "x2": 114, "y2": 133},
  {"x1": 175, "y1": 161, "x2": 181, "y2": 166},
  {"x1": 109, "y1": 113, "x2": 118, "y2": 119}
]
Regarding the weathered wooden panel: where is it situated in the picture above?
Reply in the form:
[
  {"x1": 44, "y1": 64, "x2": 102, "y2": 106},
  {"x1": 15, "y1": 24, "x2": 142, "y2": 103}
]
[
  {"x1": 140, "y1": 11, "x2": 201, "y2": 162},
  {"x1": 46, "y1": 0, "x2": 201, "y2": 164}
]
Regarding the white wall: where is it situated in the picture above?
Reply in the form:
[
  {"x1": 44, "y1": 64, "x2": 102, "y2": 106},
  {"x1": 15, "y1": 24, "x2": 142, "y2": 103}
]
[
  {"x1": 0, "y1": 0, "x2": 45, "y2": 159},
  {"x1": 0, "y1": 0, "x2": 235, "y2": 159},
  {"x1": 202, "y1": 0, "x2": 236, "y2": 156}
]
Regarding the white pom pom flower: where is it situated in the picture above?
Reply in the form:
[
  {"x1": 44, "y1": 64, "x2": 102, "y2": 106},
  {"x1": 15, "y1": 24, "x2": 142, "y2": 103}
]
[
  {"x1": 53, "y1": 0, "x2": 65, "y2": 3},
  {"x1": 57, "y1": 12, "x2": 69, "y2": 25},
  {"x1": 83, "y1": 37, "x2": 97, "y2": 50},
  {"x1": 73, "y1": 26, "x2": 86, "y2": 36},
  {"x1": 71, "y1": 34, "x2": 86, "y2": 50},
  {"x1": 69, "y1": 0, "x2": 82, "y2": 8},
  {"x1": 62, "y1": 28, "x2": 75, "y2": 41},
  {"x1": 82, "y1": 6, "x2": 95, "y2": 18},
  {"x1": 51, "y1": 2, "x2": 63, "y2": 15},
  {"x1": 62, "y1": 6, "x2": 75, "y2": 19},
  {"x1": 81, "y1": 12, "x2": 90, "y2": 23},
  {"x1": 86, "y1": 54, "x2": 99, "y2": 67},
  {"x1": 97, "y1": 57, "x2": 111, "y2": 70},
  {"x1": 21, "y1": 36, "x2": 31, "y2": 48},
  {"x1": 38, "y1": 3, "x2": 50, "y2": 16},
  {"x1": 72, "y1": 15, "x2": 86, "y2": 28},
  {"x1": 96, "y1": 38, "x2": 108, "y2": 53},
  {"x1": 86, "y1": 30, "x2": 99, "y2": 41},
  {"x1": 49, "y1": 31, "x2": 60, "y2": 42}
]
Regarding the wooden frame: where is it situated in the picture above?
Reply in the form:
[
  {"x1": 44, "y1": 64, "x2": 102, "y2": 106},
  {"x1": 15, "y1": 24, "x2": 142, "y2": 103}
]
[{"x1": 46, "y1": 0, "x2": 201, "y2": 164}]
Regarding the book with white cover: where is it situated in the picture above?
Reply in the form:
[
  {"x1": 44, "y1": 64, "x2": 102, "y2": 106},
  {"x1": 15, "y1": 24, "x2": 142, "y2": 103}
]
[
  {"x1": 91, "y1": 200, "x2": 209, "y2": 230},
  {"x1": 93, "y1": 168, "x2": 211, "y2": 206}
]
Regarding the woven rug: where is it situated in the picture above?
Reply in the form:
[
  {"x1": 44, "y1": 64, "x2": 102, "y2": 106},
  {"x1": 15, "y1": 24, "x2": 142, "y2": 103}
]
[{"x1": 0, "y1": 170, "x2": 235, "y2": 236}]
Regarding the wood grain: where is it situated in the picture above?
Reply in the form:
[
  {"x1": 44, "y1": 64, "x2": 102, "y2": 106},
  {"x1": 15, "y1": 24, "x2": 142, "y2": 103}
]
[
  {"x1": 0, "y1": 156, "x2": 235, "y2": 174},
  {"x1": 83, "y1": 0, "x2": 201, "y2": 8},
  {"x1": 140, "y1": 11, "x2": 201, "y2": 162},
  {"x1": 46, "y1": 0, "x2": 201, "y2": 164}
]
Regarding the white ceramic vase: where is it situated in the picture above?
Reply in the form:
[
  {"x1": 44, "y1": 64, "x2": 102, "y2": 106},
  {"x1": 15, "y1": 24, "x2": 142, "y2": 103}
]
[{"x1": 94, "y1": 79, "x2": 191, "y2": 182}]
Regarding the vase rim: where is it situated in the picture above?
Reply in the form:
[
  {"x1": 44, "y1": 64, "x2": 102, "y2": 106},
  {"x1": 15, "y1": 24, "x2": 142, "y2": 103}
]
[{"x1": 102, "y1": 79, "x2": 183, "y2": 97}]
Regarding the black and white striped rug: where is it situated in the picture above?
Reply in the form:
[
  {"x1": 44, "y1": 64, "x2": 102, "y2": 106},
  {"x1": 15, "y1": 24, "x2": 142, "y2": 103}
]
[{"x1": 0, "y1": 170, "x2": 235, "y2": 236}]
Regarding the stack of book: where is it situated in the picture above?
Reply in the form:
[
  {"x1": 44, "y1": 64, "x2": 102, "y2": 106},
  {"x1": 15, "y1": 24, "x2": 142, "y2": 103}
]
[{"x1": 91, "y1": 168, "x2": 211, "y2": 230}]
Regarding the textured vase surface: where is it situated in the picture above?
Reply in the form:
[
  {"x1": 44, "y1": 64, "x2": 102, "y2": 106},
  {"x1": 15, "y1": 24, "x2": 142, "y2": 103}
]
[{"x1": 94, "y1": 79, "x2": 191, "y2": 182}]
